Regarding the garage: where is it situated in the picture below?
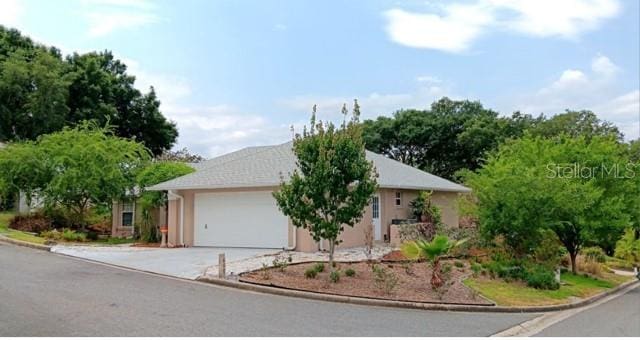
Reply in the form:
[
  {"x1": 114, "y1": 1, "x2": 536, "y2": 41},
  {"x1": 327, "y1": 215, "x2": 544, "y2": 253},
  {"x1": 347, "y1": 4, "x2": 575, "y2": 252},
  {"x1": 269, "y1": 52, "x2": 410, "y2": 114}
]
[{"x1": 193, "y1": 191, "x2": 289, "y2": 248}]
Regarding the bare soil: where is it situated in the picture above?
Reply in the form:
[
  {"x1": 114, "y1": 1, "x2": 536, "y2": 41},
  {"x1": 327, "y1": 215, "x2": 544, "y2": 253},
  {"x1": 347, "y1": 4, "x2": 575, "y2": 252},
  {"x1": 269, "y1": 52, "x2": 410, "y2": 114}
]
[{"x1": 240, "y1": 260, "x2": 492, "y2": 305}]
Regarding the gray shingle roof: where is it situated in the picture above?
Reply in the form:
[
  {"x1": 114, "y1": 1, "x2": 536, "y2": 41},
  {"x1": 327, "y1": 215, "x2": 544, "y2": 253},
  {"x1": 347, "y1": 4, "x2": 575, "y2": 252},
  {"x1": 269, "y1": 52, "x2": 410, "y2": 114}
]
[{"x1": 148, "y1": 142, "x2": 470, "y2": 192}]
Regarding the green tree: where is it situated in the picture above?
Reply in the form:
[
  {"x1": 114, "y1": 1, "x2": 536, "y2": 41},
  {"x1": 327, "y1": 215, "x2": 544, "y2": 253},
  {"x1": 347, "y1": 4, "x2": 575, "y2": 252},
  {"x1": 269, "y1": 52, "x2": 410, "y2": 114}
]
[
  {"x1": 0, "y1": 122, "x2": 151, "y2": 227},
  {"x1": 156, "y1": 147, "x2": 205, "y2": 163},
  {"x1": 528, "y1": 110, "x2": 622, "y2": 141},
  {"x1": 273, "y1": 101, "x2": 378, "y2": 267},
  {"x1": 465, "y1": 135, "x2": 637, "y2": 273},
  {"x1": 362, "y1": 97, "x2": 539, "y2": 180},
  {"x1": 65, "y1": 52, "x2": 178, "y2": 155},
  {"x1": 0, "y1": 141, "x2": 52, "y2": 207},
  {"x1": 136, "y1": 162, "x2": 195, "y2": 242},
  {"x1": 0, "y1": 27, "x2": 178, "y2": 155},
  {"x1": 0, "y1": 49, "x2": 69, "y2": 141}
]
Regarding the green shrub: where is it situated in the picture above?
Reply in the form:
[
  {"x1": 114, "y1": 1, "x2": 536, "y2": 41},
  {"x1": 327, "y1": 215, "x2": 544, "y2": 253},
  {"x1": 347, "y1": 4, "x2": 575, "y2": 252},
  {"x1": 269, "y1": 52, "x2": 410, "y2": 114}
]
[
  {"x1": 62, "y1": 229, "x2": 86, "y2": 242},
  {"x1": 372, "y1": 264, "x2": 399, "y2": 294},
  {"x1": 454, "y1": 260, "x2": 464, "y2": 268},
  {"x1": 534, "y1": 229, "x2": 565, "y2": 269},
  {"x1": 313, "y1": 263, "x2": 325, "y2": 273},
  {"x1": 470, "y1": 262, "x2": 482, "y2": 277},
  {"x1": 614, "y1": 228, "x2": 640, "y2": 264},
  {"x1": 583, "y1": 247, "x2": 606, "y2": 263},
  {"x1": 304, "y1": 267, "x2": 318, "y2": 279},
  {"x1": 344, "y1": 268, "x2": 356, "y2": 277},
  {"x1": 86, "y1": 231, "x2": 99, "y2": 241},
  {"x1": 526, "y1": 265, "x2": 559, "y2": 290},
  {"x1": 329, "y1": 270, "x2": 340, "y2": 283}
]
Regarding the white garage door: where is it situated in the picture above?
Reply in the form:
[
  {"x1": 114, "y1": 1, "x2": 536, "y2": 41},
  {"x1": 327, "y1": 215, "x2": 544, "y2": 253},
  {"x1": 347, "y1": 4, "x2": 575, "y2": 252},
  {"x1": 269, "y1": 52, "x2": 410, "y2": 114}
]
[{"x1": 193, "y1": 191, "x2": 288, "y2": 248}]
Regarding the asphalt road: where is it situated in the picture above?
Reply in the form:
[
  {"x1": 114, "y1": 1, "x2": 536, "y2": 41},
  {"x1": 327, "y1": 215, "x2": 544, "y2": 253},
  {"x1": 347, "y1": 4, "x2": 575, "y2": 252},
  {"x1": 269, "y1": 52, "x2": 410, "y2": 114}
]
[
  {"x1": 535, "y1": 285, "x2": 640, "y2": 337},
  {"x1": 0, "y1": 242, "x2": 537, "y2": 337}
]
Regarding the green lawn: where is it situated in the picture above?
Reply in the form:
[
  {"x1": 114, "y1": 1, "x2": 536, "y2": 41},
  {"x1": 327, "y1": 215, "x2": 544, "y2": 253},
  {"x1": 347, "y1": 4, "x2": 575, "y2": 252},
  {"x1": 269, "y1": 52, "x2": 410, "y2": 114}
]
[
  {"x1": 0, "y1": 212, "x2": 47, "y2": 244},
  {"x1": 464, "y1": 272, "x2": 631, "y2": 306}
]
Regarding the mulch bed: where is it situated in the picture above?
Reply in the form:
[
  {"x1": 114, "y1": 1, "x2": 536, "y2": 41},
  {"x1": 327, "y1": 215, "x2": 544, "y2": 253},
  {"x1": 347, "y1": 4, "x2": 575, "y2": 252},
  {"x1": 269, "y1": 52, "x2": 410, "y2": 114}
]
[
  {"x1": 131, "y1": 243, "x2": 160, "y2": 248},
  {"x1": 240, "y1": 260, "x2": 493, "y2": 306}
]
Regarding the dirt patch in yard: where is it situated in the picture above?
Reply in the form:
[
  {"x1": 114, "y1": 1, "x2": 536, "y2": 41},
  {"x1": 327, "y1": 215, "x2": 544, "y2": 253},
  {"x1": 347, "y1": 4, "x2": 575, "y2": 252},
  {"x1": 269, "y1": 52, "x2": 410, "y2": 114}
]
[{"x1": 240, "y1": 260, "x2": 492, "y2": 306}]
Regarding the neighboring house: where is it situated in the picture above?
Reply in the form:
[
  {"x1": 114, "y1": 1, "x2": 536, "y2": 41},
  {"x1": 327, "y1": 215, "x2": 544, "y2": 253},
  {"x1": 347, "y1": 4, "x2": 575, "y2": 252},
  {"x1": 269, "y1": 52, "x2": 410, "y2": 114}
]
[{"x1": 144, "y1": 141, "x2": 471, "y2": 251}]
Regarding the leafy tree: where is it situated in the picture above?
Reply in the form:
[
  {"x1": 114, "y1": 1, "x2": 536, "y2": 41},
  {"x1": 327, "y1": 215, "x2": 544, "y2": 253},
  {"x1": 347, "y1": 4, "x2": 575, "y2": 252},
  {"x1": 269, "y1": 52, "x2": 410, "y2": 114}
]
[
  {"x1": 401, "y1": 235, "x2": 466, "y2": 289},
  {"x1": 0, "y1": 27, "x2": 178, "y2": 155},
  {"x1": 136, "y1": 162, "x2": 195, "y2": 242},
  {"x1": 0, "y1": 49, "x2": 69, "y2": 141},
  {"x1": 0, "y1": 141, "x2": 52, "y2": 207},
  {"x1": 465, "y1": 135, "x2": 638, "y2": 273},
  {"x1": 614, "y1": 228, "x2": 640, "y2": 265},
  {"x1": 156, "y1": 147, "x2": 205, "y2": 163},
  {"x1": 362, "y1": 97, "x2": 539, "y2": 180},
  {"x1": 273, "y1": 101, "x2": 378, "y2": 267},
  {"x1": 65, "y1": 52, "x2": 178, "y2": 155},
  {"x1": 528, "y1": 110, "x2": 622, "y2": 141},
  {"x1": 0, "y1": 122, "x2": 151, "y2": 227}
]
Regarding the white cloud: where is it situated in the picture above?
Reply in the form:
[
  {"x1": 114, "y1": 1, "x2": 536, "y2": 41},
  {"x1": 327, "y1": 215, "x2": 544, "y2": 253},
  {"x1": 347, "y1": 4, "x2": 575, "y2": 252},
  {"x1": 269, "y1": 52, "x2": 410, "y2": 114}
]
[
  {"x1": 279, "y1": 77, "x2": 456, "y2": 121},
  {"x1": 81, "y1": 0, "x2": 159, "y2": 37},
  {"x1": 121, "y1": 58, "x2": 191, "y2": 104},
  {"x1": 493, "y1": 0, "x2": 620, "y2": 38},
  {"x1": 503, "y1": 55, "x2": 639, "y2": 140},
  {"x1": 0, "y1": 0, "x2": 24, "y2": 27},
  {"x1": 591, "y1": 54, "x2": 619, "y2": 78},
  {"x1": 162, "y1": 105, "x2": 291, "y2": 157},
  {"x1": 384, "y1": 4, "x2": 494, "y2": 53},
  {"x1": 384, "y1": 0, "x2": 620, "y2": 52}
]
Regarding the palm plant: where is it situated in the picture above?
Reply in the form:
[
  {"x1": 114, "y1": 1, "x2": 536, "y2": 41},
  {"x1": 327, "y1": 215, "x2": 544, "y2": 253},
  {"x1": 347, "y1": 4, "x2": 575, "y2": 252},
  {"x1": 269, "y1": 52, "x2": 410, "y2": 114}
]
[{"x1": 401, "y1": 234, "x2": 466, "y2": 289}]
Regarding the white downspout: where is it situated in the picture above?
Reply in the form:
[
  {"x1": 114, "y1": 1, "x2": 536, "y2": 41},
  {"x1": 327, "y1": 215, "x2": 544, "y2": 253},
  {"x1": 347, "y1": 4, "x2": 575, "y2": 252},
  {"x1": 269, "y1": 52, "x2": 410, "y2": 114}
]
[
  {"x1": 168, "y1": 190, "x2": 184, "y2": 247},
  {"x1": 286, "y1": 222, "x2": 297, "y2": 251}
]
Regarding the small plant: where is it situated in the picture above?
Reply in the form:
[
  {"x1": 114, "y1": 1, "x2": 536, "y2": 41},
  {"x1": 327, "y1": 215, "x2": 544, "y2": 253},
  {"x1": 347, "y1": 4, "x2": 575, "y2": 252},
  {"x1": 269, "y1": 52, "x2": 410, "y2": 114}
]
[
  {"x1": 402, "y1": 262, "x2": 415, "y2": 276},
  {"x1": 442, "y1": 263, "x2": 452, "y2": 274},
  {"x1": 313, "y1": 263, "x2": 325, "y2": 273},
  {"x1": 401, "y1": 234, "x2": 466, "y2": 289},
  {"x1": 329, "y1": 270, "x2": 341, "y2": 283},
  {"x1": 260, "y1": 263, "x2": 271, "y2": 280},
  {"x1": 470, "y1": 262, "x2": 482, "y2": 277},
  {"x1": 363, "y1": 223, "x2": 374, "y2": 260},
  {"x1": 272, "y1": 253, "x2": 291, "y2": 272},
  {"x1": 454, "y1": 260, "x2": 464, "y2": 268},
  {"x1": 304, "y1": 267, "x2": 319, "y2": 279},
  {"x1": 526, "y1": 265, "x2": 560, "y2": 290},
  {"x1": 372, "y1": 264, "x2": 399, "y2": 295},
  {"x1": 583, "y1": 247, "x2": 606, "y2": 263},
  {"x1": 345, "y1": 268, "x2": 356, "y2": 277}
]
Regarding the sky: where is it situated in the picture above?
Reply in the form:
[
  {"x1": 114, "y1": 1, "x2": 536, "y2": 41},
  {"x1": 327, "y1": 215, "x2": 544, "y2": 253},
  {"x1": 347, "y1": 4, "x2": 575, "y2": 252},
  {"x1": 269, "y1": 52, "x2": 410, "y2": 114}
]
[{"x1": 1, "y1": 0, "x2": 638, "y2": 157}]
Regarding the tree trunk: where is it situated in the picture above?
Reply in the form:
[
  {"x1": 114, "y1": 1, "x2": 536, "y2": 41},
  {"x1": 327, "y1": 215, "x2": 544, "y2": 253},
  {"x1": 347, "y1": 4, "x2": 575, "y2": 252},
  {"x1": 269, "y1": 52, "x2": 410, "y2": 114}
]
[
  {"x1": 570, "y1": 251, "x2": 578, "y2": 274},
  {"x1": 328, "y1": 240, "x2": 336, "y2": 269},
  {"x1": 431, "y1": 259, "x2": 443, "y2": 289}
]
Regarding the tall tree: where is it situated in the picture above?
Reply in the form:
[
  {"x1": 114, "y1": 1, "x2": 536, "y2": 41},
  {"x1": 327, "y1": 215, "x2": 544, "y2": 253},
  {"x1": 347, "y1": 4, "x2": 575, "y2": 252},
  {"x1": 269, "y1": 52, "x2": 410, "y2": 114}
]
[
  {"x1": 65, "y1": 52, "x2": 178, "y2": 155},
  {"x1": 528, "y1": 110, "x2": 622, "y2": 141},
  {"x1": 363, "y1": 97, "x2": 539, "y2": 180},
  {"x1": 0, "y1": 26, "x2": 178, "y2": 155},
  {"x1": 156, "y1": 147, "x2": 206, "y2": 163},
  {"x1": 273, "y1": 102, "x2": 378, "y2": 267}
]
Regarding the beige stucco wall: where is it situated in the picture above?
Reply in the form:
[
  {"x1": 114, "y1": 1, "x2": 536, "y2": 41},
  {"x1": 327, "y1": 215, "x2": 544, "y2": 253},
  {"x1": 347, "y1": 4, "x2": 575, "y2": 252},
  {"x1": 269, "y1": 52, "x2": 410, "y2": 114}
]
[
  {"x1": 164, "y1": 187, "x2": 461, "y2": 251},
  {"x1": 111, "y1": 199, "x2": 167, "y2": 238}
]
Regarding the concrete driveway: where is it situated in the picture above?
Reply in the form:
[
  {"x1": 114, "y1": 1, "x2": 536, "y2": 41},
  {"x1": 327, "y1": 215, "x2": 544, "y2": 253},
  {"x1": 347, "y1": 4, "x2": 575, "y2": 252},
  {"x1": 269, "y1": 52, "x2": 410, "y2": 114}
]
[{"x1": 50, "y1": 244, "x2": 276, "y2": 279}]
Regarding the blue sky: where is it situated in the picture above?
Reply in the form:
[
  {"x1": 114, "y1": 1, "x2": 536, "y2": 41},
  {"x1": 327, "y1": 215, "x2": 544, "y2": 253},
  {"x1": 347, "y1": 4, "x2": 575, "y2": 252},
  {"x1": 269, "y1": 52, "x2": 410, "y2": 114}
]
[{"x1": 1, "y1": 0, "x2": 638, "y2": 156}]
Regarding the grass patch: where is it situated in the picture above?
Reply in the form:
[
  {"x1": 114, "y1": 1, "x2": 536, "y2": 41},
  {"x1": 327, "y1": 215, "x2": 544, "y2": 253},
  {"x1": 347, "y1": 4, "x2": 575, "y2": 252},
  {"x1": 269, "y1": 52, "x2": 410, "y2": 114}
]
[
  {"x1": 0, "y1": 212, "x2": 47, "y2": 245},
  {"x1": 464, "y1": 272, "x2": 625, "y2": 306}
]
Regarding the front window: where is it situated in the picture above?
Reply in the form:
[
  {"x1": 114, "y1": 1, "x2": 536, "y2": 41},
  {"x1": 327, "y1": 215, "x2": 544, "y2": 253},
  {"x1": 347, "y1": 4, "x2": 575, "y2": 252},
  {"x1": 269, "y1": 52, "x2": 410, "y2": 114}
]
[
  {"x1": 395, "y1": 192, "x2": 402, "y2": 206},
  {"x1": 121, "y1": 201, "x2": 134, "y2": 227}
]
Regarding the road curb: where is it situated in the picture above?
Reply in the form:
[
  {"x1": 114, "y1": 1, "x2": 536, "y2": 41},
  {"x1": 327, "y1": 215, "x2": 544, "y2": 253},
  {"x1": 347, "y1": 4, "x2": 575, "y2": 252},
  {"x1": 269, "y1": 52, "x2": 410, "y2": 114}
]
[
  {"x1": 0, "y1": 235, "x2": 52, "y2": 251},
  {"x1": 197, "y1": 276, "x2": 639, "y2": 313}
]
